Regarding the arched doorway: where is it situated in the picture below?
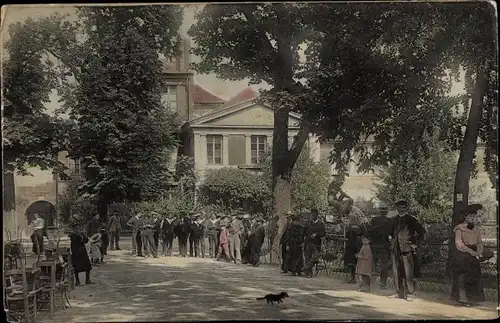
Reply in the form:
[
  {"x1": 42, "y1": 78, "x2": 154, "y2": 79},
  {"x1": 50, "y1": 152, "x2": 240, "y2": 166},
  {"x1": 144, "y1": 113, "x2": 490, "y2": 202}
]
[{"x1": 25, "y1": 201, "x2": 56, "y2": 227}]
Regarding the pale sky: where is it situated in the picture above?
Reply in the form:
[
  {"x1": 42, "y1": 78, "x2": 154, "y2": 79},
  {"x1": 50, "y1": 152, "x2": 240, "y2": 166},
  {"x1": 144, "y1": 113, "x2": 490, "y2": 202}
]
[
  {"x1": 1, "y1": 3, "x2": 464, "y2": 113},
  {"x1": 1, "y1": 3, "x2": 269, "y2": 112}
]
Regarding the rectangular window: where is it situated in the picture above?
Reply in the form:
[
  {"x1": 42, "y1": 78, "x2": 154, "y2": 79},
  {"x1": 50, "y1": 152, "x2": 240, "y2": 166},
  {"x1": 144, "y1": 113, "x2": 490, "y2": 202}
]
[
  {"x1": 206, "y1": 135, "x2": 223, "y2": 165},
  {"x1": 251, "y1": 135, "x2": 267, "y2": 164},
  {"x1": 161, "y1": 85, "x2": 177, "y2": 112},
  {"x1": 68, "y1": 158, "x2": 81, "y2": 175}
]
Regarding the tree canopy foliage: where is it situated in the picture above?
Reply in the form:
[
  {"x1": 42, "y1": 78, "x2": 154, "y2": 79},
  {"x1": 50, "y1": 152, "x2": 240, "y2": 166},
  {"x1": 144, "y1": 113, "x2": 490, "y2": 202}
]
[
  {"x1": 55, "y1": 6, "x2": 185, "y2": 212},
  {"x1": 3, "y1": 15, "x2": 75, "y2": 176},
  {"x1": 189, "y1": 2, "x2": 497, "y2": 264}
]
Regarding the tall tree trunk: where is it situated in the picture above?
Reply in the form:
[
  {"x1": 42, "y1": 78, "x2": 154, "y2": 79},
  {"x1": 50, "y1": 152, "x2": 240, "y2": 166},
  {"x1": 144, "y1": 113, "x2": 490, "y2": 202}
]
[
  {"x1": 268, "y1": 37, "x2": 311, "y2": 265},
  {"x1": 451, "y1": 68, "x2": 488, "y2": 223},
  {"x1": 447, "y1": 68, "x2": 487, "y2": 278}
]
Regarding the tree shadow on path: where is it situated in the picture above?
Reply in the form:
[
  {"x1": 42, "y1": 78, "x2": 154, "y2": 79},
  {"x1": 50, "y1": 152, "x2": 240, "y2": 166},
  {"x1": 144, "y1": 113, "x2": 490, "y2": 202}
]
[{"x1": 38, "y1": 249, "x2": 498, "y2": 322}]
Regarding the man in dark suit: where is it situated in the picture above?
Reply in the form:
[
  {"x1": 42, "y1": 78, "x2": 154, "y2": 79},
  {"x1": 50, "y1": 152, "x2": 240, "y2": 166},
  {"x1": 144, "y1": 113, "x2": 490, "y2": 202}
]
[
  {"x1": 367, "y1": 202, "x2": 392, "y2": 289},
  {"x1": 189, "y1": 214, "x2": 205, "y2": 257},
  {"x1": 302, "y1": 208, "x2": 326, "y2": 278},
  {"x1": 389, "y1": 199, "x2": 425, "y2": 300},
  {"x1": 174, "y1": 214, "x2": 191, "y2": 257},
  {"x1": 159, "y1": 213, "x2": 176, "y2": 257},
  {"x1": 153, "y1": 212, "x2": 161, "y2": 251}
]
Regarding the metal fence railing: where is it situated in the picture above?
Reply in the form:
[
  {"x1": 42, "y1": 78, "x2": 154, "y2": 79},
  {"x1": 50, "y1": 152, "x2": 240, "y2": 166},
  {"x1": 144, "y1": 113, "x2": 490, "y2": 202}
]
[{"x1": 261, "y1": 232, "x2": 498, "y2": 302}]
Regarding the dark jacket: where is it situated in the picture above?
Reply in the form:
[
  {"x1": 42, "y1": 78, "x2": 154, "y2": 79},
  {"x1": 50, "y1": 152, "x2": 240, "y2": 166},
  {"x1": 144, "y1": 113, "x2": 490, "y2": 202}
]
[
  {"x1": 174, "y1": 217, "x2": 192, "y2": 238},
  {"x1": 249, "y1": 223, "x2": 266, "y2": 247},
  {"x1": 302, "y1": 219, "x2": 326, "y2": 249},
  {"x1": 160, "y1": 218, "x2": 176, "y2": 239},
  {"x1": 368, "y1": 215, "x2": 392, "y2": 250},
  {"x1": 191, "y1": 221, "x2": 204, "y2": 239},
  {"x1": 69, "y1": 233, "x2": 92, "y2": 273},
  {"x1": 87, "y1": 219, "x2": 100, "y2": 236},
  {"x1": 390, "y1": 214, "x2": 426, "y2": 254}
]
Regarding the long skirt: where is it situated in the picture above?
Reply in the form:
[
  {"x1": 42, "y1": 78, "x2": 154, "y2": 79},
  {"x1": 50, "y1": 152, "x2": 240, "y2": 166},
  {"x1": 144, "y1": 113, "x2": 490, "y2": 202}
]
[{"x1": 450, "y1": 250, "x2": 485, "y2": 303}]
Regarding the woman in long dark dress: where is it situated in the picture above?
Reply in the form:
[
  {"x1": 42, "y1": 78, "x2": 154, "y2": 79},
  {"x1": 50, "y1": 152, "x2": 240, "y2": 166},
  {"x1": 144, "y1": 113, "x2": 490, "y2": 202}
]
[
  {"x1": 450, "y1": 204, "x2": 485, "y2": 306},
  {"x1": 69, "y1": 231, "x2": 94, "y2": 286}
]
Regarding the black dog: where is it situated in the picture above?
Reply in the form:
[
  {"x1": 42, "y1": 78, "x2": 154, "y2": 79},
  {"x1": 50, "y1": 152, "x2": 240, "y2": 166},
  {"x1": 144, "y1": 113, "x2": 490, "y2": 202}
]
[{"x1": 256, "y1": 292, "x2": 289, "y2": 304}]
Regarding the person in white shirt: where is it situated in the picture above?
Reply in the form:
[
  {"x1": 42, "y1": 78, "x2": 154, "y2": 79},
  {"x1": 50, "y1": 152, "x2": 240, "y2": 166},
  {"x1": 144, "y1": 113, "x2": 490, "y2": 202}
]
[{"x1": 30, "y1": 213, "x2": 45, "y2": 255}]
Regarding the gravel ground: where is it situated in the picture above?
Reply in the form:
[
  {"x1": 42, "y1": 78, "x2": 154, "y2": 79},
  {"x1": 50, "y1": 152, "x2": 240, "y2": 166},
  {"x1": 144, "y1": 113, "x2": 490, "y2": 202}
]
[{"x1": 35, "y1": 238, "x2": 498, "y2": 322}]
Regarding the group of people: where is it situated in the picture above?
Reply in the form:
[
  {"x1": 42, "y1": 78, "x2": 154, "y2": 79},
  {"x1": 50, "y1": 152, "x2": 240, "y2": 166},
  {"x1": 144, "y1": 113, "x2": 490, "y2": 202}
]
[
  {"x1": 280, "y1": 208, "x2": 326, "y2": 278},
  {"x1": 125, "y1": 210, "x2": 269, "y2": 266},
  {"x1": 30, "y1": 196, "x2": 490, "y2": 308},
  {"x1": 66, "y1": 212, "x2": 121, "y2": 286},
  {"x1": 280, "y1": 198, "x2": 488, "y2": 307}
]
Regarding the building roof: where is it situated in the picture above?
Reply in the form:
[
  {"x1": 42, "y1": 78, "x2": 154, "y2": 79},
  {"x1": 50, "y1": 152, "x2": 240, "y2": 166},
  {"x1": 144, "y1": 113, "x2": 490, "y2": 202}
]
[
  {"x1": 192, "y1": 85, "x2": 226, "y2": 103},
  {"x1": 219, "y1": 87, "x2": 259, "y2": 109}
]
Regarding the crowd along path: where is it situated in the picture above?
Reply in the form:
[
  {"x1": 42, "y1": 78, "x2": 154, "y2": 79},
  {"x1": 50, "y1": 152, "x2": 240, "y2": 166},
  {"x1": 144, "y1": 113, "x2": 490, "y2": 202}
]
[{"x1": 38, "y1": 239, "x2": 498, "y2": 322}]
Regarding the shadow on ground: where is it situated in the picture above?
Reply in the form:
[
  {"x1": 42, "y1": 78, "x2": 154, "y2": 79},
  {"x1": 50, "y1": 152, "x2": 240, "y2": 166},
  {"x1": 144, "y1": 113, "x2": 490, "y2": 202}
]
[{"x1": 37, "y1": 245, "x2": 498, "y2": 322}]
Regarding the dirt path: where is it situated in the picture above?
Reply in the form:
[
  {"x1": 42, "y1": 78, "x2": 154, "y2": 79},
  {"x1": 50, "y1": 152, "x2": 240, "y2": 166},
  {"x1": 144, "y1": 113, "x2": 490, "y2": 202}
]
[{"x1": 38, "y1": 239, "x2": 498, "y2": 322}]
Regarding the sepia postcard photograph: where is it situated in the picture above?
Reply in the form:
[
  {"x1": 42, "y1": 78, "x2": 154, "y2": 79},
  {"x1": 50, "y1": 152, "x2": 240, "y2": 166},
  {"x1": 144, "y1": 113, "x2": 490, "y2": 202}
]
[{"x1": 1, "y1": 1, "x2": 499, "y2": 322}]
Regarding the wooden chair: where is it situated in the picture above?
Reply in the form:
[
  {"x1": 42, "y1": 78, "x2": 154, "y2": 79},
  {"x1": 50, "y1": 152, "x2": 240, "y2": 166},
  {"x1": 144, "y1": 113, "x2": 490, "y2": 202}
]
[
  {"x1": 36, "y1": 260, "x2": 57, "y2": 318},
  {"x1": 5, "y1": 266, "x2": 41, "y2": 322}
]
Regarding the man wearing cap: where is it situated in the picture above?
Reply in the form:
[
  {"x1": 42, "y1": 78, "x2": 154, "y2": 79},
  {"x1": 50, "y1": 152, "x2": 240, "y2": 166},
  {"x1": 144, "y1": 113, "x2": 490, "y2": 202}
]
[
  {"x1": 389, "y1": 199, "x2": 425, "y2": 300},
  {"x1": 367, "y1": 202, "x2": 392, "y2": 289},
  {"x1": 127, "y1": 212, "x2": 144, "y2": 257},
  {"x1": 229, "y1": 211, "x2": 244, "y2": 263},
  {"x1": 142, "y1": 213, "x2": 158, "y2": 258}
]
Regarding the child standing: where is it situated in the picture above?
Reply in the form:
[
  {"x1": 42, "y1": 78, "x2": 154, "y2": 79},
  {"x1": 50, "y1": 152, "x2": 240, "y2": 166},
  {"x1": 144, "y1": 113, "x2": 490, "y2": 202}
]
[
  {"x1": 216, "y1": 225, "x2": 233, "y2": 262},
  {"x1": 355, "y1": 235, "x2": 375, "y2": 292}
]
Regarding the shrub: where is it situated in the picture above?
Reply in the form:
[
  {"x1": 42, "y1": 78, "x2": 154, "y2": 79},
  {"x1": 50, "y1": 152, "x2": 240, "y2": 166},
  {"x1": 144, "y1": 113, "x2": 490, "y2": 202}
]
[
  {"x1": 134, "y1": 191, "x2": 196, "y2": 220},
  {"x1": 199, "y1": 167, "x2": 271, "y2": 213}
]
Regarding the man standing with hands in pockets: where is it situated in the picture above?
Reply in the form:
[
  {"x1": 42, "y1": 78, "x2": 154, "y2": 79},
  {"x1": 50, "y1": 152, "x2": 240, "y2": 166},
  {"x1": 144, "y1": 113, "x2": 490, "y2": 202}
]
[{"x1": 229, "y1": 211, "x2": 244, "y2": 264}]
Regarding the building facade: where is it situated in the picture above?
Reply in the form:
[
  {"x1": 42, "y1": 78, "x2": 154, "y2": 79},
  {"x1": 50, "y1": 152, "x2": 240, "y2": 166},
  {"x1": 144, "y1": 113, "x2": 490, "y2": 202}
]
[{"x1": 181, "y1": 90, "x2": 321, "y2": 182}]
